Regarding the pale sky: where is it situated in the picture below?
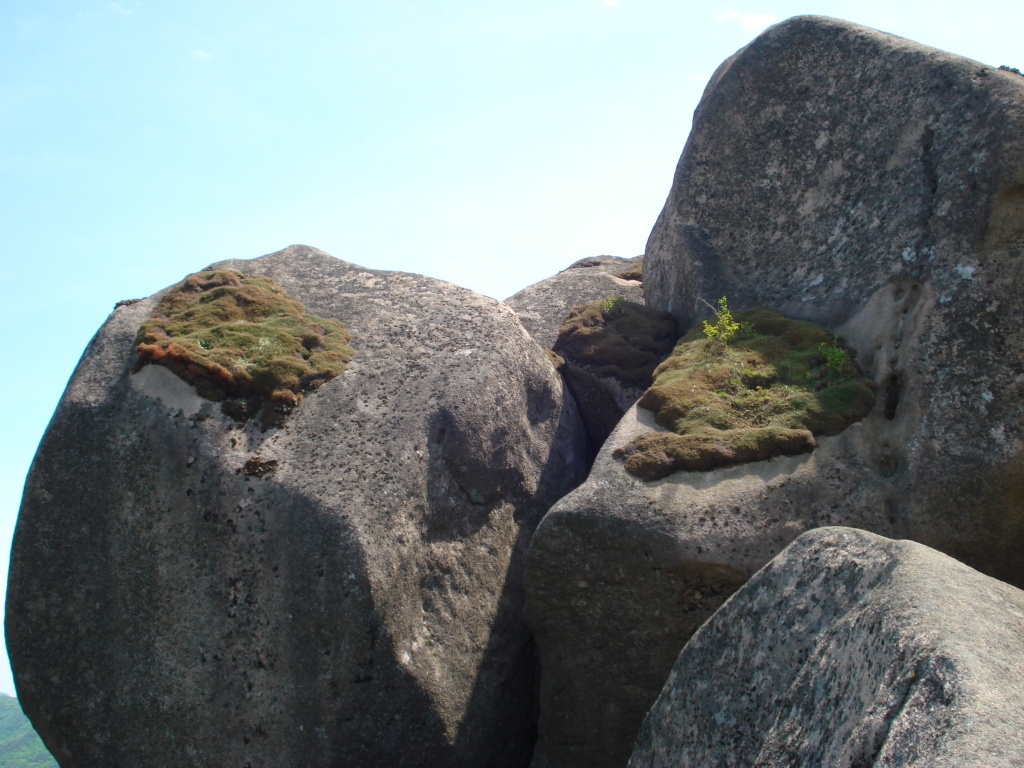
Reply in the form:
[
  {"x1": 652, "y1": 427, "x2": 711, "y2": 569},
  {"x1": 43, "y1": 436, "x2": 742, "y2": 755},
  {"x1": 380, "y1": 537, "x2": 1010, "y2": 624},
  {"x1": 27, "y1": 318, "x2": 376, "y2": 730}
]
[{"x1": 2, "y1": 0, "x2": 1022, "y2": 697}]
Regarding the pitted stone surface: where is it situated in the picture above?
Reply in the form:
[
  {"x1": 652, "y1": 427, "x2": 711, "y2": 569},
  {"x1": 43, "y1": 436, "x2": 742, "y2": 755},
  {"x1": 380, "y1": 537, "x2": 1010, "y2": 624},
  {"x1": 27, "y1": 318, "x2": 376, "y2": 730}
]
[
  {"x1": 506, "y1": 256, "x2": 657, "y2": 458},
  {"x1": 630, "y1": 528, "x2": 1024, "y2": 768},
  {"x1": 7, "y1": 245, "x2": 589, "y2": 768}
]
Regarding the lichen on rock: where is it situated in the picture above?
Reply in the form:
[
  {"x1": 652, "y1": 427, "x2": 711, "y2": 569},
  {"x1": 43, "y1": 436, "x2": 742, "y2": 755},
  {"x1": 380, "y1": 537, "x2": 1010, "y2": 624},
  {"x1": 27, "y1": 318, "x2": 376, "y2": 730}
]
[
  {"x1": 135, "y1": 268, "x2": 354, "y2": 422},
  {"x1": 615, "y1": 307, "x2": 876, "y2": 480}
]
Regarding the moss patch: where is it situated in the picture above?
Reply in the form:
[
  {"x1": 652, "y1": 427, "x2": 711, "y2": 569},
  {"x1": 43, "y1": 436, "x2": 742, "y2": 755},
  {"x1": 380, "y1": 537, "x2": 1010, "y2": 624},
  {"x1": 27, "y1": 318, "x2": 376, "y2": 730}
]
[
  {"x1": 242, "y1": 457, "x2": 279, "y2": 477},
  {"x1": 614, "y1": 307, "x2": 876, "y2": 480},
  {"x1": 552, "y1": 298, "x2": 676, "y2": 388},
  {"x1": 614, "y1": 259, "x2": 643, "y2": 282},
  {"x1": 136, "y1": 269, "x2": 354, "y2": 423}
]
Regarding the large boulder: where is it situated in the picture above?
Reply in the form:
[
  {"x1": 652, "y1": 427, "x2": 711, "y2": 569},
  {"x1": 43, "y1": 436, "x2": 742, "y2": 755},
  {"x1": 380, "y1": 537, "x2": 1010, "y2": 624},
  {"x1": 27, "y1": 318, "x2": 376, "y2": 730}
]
[
  {"x1": 524, "y1": 16, "x2": 1024, "y2": 768},
  {"x1": 645, "y1": 14, "x2": 1024, "y2": 577},
  {"x1": 630, "y1": 527, "x2": 1024, "y2": 767},
  {"x1": 525, "y1": 405, "x2": 812, "y2": 768},
  {"x1": 6, "y1": 245, "x2": 589, "y2": 768}
]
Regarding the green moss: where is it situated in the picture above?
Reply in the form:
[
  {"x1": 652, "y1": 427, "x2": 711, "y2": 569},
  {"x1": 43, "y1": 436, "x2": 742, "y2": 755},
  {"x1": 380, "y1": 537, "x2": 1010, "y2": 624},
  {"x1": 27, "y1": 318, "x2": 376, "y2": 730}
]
[
  {"x1": 552, "y1": 298, "x2": 676, "y2": 388},
  {"x1": 613, "y1": 307, "x2": 876, "y2": 480},
  {"x1": 136, "y1": 269, "x2": 354, "y2": 422}
]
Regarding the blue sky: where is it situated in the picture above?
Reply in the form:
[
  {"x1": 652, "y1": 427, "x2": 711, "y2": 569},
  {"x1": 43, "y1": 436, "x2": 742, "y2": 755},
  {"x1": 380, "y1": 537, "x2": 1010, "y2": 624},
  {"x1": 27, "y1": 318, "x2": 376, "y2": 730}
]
[{"x1": 2, "y1": 0, "x2": 1022, "y2": 697}]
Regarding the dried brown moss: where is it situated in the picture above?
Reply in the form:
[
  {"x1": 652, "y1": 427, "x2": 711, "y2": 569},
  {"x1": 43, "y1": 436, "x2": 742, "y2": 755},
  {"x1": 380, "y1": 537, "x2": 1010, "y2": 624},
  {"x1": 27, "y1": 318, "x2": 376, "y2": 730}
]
[
  {"x1": 614, "y1": 307, "x2": 876, "y2": 480},
  {"x1": 136, "y1": 269, "x2": 354, "y2": 423},
  {"x1": 614, "y1": 260, "x2": 643, "y2": 282},
  {"x1": 552, "y1": 297, "x2": 676, "y2": 388}
]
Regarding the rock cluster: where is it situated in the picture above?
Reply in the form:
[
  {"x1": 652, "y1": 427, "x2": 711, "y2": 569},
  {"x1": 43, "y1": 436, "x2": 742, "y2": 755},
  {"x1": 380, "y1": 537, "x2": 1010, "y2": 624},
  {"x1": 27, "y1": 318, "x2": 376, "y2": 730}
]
[
  {"x1": 524, "y1": 14, "x2": 1024, "y2": 768},
  {"x1": 9, "y1": 13, "x2": 1024, "y2": 768}
]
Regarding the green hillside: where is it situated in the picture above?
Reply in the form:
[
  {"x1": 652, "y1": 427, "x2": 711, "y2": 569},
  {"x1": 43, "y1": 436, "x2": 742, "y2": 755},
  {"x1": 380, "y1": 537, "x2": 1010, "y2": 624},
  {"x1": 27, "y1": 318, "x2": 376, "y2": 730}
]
[{"x1": 0, "y1": 696, "x2": 58, "y2": 768}]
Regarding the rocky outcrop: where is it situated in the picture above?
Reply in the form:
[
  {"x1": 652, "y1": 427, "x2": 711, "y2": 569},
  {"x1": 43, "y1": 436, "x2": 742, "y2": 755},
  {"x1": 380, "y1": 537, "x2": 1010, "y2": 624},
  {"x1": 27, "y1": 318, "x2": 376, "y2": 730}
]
[
  {"x1": 504, "y1": 255, "x2": 644, "y2": 351},
  {"x1": 526, "y1": 405, "x2": 797, "y2": 768},
  {"x1": 6, "y1": 245, "x2": 589, "y2": 768},
  {"x1": 524, "y1": 16, "x2": 1024, "y2": 768},
  {"x1": 629, "y1": 527, "x2": 1024, "y2": 767},
  {"x1": 645, "y1": 14, "x2": 1024, "y2": 578}
]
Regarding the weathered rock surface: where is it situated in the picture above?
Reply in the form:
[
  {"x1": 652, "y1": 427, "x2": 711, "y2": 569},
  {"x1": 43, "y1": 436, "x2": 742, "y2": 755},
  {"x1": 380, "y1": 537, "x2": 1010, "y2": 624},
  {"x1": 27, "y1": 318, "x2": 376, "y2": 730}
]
[
  {"x1": 6, "y1": 245, "x2": 589, "y2": 768},
  {"x1": 645, "y1": 14, "x2": 1024, "y2": 578},
  {"x1": 525, "y1": 16, "x2": 1024, "y2": 768},
  {"x1": 551, "y1": 300, "x2": 676, "y2": 457},
  {"x1": 630, "y1": 527, "x2": 1024, "y2": 768},
  {"x1": 504, "y1": 255, "x2": 643, "y2": 351},
  {"x1": 526, "y1": 405, "x2": 803, "y2": 768}
]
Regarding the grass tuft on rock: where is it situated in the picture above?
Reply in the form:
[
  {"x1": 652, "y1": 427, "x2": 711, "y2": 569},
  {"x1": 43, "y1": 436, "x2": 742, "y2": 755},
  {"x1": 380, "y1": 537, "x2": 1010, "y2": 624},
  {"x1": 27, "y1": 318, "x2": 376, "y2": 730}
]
[
  {"x1": 552, "y1": 297, "x2": 676, "y2": 388},
  {"x1": 614, "y1": 307, "x2": 876, "y2": 480},
  {"x1": 136, "y1": 269, "x2": 354, "y2": 423}
]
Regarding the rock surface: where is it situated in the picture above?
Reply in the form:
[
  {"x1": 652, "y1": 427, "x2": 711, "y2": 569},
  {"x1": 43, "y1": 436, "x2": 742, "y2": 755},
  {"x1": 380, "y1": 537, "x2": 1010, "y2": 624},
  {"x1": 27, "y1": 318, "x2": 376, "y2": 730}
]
[
  {"x1": 629, "y1": 527, "x2": 1024, "y2": 768},
  {"x1": 6, "y1": 245, "x2": 589, "y2": 768},
  {"x1": 504, "y1": 255, "x2": 643, "y2": 351},
  {"x1": 525, "y1": 405, "x2": 807, "y2": 768},
  {"x1": 525, "y1": 16, "x2": 1024, "y2": 768},
  {"x1": 551, "y1": 300, "x2": 676, "y2": 457},
  {"x1": 645, "y1": 14, "x2": 1024, "y2": 579}
]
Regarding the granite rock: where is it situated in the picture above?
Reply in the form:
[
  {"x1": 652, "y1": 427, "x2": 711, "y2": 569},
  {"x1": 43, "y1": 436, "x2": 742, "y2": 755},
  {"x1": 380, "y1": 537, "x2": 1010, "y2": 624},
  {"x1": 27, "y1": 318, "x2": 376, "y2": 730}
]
[
  {"x1": 6, "y1": 245, "x2": 589, "y2": 768},
  {"x1": 645, "y1": 15, "x2": 1024, "y2": 579},
  {"x1": 630, "y1": 527, "x2": 1024, "y2": 768}
]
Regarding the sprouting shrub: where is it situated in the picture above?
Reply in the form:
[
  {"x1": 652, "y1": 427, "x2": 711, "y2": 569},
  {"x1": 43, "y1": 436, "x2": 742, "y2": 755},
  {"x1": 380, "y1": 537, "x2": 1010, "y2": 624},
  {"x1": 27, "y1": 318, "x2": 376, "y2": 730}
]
[
  {"x1": 600, "y1": 293, "x2": 625, "y2": 313},
  {"x1": 613, "y1": 306, "x2": 876, "y2": 480},
  {"x1": 700, "y1": 296, "x2": 742, "y2": 348},
  {"x1": 552, "y1": 298, "x2": 677, "y2": 388},
  {"x1": 135, "y1": 269, "x2": 354, "y2": 423},
  {"x1": 820, "y1": 341, "x2": 854, "y2": 383}
]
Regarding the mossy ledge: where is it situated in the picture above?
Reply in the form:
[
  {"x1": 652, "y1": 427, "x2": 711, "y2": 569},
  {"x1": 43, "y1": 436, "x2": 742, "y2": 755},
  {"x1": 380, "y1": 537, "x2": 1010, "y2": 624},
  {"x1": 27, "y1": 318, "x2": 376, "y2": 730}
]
[
  {"x1": 552, "y1": 297, "x2": 676, "y2": 388},
  {"x1": 613, "y1": 259, "x2": 643, "y2": 282},
  {"x1": 614, "y1": 307, "x2": 877, "y2": 481},
  {"x1": 135, "y1": 269, "x2": 354, "y2": 424}
]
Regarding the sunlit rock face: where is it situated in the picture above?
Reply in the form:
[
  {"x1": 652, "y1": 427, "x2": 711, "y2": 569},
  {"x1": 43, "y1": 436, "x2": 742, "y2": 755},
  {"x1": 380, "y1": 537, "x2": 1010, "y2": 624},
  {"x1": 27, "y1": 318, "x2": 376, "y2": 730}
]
[
  {"x1": 6, "y1": 244, "x2": 589, "y2": 768},
  {"x1": 526, "y1": 16, "x2": 1024, "y2": 768},
  {"x1": 645, "y1": 15, "x2": 1024, "y2": 571}
]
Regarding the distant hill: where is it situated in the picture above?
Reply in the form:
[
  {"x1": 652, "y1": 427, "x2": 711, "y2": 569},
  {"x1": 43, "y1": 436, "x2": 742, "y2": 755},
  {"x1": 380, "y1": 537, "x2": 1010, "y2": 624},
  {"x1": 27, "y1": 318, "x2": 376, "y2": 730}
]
[{"x1": 0, "y1": 696, "x2": 57, "y2": 768}]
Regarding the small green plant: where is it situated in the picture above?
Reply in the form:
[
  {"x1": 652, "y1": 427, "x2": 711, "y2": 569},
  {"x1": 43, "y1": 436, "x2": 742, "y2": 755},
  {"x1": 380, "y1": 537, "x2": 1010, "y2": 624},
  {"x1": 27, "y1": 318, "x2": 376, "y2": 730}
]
[
  {"x1": 701, "y1": 296, "x2": 741, "y2": 347},
  {"x1": 820, "y1": 342, "x2": 851, "y2": 383},
  {"x1": 599, "y1": 293, "x2": 625, "y2": 313}
]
